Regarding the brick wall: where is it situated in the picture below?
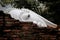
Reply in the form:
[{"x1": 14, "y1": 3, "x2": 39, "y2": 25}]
[{"x1": 0, "y1": 11, "x2": 60, "y2": 40}]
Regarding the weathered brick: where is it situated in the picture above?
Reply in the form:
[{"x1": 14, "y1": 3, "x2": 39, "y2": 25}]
[{"x1": 0, "y1": 13, "x2": 60, "y2": 40}]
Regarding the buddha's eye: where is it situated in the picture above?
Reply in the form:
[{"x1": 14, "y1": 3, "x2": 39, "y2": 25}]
[
  {"x1": 28, "y1": 14, "x2": 30, "y2": 18},
  {"x1": 25, "y1": 14, "x2": 30, "y2": 20},
  {"x1": 21, "y1": 14, "x2": 30, "y2": 20}
]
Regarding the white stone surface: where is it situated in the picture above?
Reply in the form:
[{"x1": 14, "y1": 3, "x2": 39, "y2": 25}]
[{"x1": 0, "y1": 4, "x2": 57, "y2": 28}]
